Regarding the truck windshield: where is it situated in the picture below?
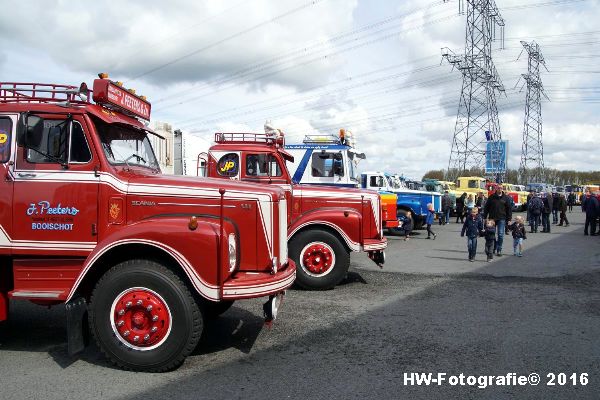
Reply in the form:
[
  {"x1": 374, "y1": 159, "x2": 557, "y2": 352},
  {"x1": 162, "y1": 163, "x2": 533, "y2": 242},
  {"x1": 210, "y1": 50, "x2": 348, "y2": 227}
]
[
  {"x1": 386, "y1": 176, "x2": 401, "y2": 189},
  {"x1": 95, "y1": 119, "x2": 160, "y2": 171},
  {"x1": 431, "y1": 184, "x2": 443, "y2": 193}
]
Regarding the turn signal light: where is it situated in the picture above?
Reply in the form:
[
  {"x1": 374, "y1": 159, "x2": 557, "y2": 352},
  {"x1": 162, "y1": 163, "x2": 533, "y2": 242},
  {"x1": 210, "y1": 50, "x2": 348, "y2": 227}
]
[{"x1": 188, "y1": 216, "x2": 198, "y2": 231}]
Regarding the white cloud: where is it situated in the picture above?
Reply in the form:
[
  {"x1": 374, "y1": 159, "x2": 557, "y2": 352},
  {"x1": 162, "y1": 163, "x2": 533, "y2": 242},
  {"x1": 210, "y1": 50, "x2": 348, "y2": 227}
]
[{"x1": 0, "y1": 0, "x2": 358, "y2": 90}]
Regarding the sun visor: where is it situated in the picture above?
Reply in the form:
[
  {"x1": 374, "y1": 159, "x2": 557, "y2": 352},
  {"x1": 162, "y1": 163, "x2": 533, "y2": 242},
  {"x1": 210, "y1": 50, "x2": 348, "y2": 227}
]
[
  {"x1": 85, "y1": 104, "x2": 164, "y2": 139},
  {"x1": 280, "y1": 148, "x2": 295, "y2": 162}
]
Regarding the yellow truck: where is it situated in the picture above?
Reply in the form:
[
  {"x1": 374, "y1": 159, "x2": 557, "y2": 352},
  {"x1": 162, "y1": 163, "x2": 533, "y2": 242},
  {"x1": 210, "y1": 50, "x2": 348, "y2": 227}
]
[{"x1": 455, "y1": 176, "x2": 487, "y2": 197}]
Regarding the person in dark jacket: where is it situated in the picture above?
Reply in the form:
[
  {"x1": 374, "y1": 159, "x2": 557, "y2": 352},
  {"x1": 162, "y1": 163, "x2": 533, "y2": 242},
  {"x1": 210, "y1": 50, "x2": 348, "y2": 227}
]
[
  {"x1": 528, "y1": 194, "x2": 543, "y2": 233},
  {"x1": 583, "y1": 193, "x2": 600, "y2": 236},
  {"x1": 441, "y1": 191, "x2": 452, "y2": 225},
  {"x1": 425, "y1": 203, "x2": 436, "y2": 239},
  {"x1": 455, "y1": 193, "x2": 467, "y2": 223},
  {"x1": 508, "y1": 216, "x2": 527, "y2": 257},
  {"x1": 526, "y1": 192, "x2": 533, "y2": 224},
  {"x1": 401, "y1": 211, "x2": 413, "y2": 241},
  {"x1": 461, "y1": 207, "x2": 483, "y2": 261},
  {"x1": 505, "y1": 194, "x2": 515, "y2": 234},
  {"x1": 475, "y1": 192, "x2": 485, "y2": 208},
  {"x1": 483, "y1": 219, "x2": 496, "y2": 262},
  {"x1": 557, "y1": 193, "x2": 569, "y2": 227},
  {"x1": 552, "y1": 192, "x2": 560, "y2": 224},
  {"x1": 483, "y1": 186, "x2": 512, "y2": 256},
  {"x1": 541, "y1": 192, "x2": 553, "y2": 233},
  {"x1": 567, "y1": 192, "x2": 575, "y2": 212}
]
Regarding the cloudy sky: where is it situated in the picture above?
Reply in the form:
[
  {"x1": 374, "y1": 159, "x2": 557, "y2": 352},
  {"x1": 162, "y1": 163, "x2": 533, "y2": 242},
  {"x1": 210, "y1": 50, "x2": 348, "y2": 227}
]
[{"x1": 1, "y1": 0, "x2": 598, "y2": 179}]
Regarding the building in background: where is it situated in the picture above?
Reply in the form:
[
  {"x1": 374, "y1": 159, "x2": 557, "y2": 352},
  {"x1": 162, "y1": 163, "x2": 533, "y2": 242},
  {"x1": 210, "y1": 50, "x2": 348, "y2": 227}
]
[
  {"x1": 149, "y1": 121, "x2": 210, "y2": 175},
  {"x1": 150, "y1": 121, "x2": 174, "y2": 174},
  {"x1": 180, "y1": 133, "x2": 210, "y2": 176}
]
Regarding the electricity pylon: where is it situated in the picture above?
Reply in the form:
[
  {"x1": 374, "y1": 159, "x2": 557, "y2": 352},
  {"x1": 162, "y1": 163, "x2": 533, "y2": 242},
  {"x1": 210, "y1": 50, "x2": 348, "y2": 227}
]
[
  {"x1": 518, "y1": 40, "x2": 548, "y2": 184},
  {"x1": 442, "y1": 0, "x2": 506, "y2": 182}
]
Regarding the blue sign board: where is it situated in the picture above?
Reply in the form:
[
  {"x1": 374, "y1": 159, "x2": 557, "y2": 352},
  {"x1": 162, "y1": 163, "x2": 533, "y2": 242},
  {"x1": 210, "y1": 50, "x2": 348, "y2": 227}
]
[{"x1": 485, "y1": 140, "x2": 508, "y2": 174}]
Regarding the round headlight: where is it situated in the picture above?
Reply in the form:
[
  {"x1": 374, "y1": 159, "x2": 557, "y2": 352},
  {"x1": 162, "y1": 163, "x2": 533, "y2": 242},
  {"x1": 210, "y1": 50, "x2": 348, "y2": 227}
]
[{"x1": 228, "y1": 233, "x2": 237, "y2": 272}]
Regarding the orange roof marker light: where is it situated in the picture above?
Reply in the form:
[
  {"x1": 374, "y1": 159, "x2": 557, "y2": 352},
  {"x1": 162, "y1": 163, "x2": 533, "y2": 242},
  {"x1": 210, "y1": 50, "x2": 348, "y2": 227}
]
[{"x1": 98, "y1": 72, "x2": 109, "y2": 79}]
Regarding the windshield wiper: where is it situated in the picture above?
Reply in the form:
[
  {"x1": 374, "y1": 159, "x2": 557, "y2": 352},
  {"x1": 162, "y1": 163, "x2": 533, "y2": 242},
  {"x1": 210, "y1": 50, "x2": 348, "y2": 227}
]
[{"x1": 123, "y1": 153, "x2": 147, "y2": 170}]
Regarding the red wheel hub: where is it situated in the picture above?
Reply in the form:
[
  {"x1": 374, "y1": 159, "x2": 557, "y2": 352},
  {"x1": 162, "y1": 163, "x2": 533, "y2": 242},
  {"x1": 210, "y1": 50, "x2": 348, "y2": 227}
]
[
  {"x1": 111, "y1": 288, "x2": 171, "y2": 349},
  {"x1": 301, "y1": 243, "x2": 334, "y2": 275}
]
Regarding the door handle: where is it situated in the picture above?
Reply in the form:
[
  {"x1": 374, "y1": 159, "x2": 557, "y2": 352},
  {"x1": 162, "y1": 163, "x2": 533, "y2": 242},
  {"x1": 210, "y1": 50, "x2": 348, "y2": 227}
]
[{"x1": 17, "y1": 172, "x2": 37, "y2": 178}]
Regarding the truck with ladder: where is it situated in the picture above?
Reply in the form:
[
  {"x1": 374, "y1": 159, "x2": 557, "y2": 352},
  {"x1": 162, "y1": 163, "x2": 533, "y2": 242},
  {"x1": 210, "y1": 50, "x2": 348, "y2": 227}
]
[
  {"x1": 0, "y1": 75, "x2": 295, "y2": 372},
  {"x1": 198, "y1": 130, "x2": 386, "y2": 290}
]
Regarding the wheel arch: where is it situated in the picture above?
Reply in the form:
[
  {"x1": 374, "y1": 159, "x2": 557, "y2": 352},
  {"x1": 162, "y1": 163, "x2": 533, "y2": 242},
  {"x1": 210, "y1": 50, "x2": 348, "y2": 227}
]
[
  {"x1": 69, "y1": 241, "x2": 215, "y2": 303},
  {"x1": 289, "y1": 222, "x2": 354, "y2": 253}
]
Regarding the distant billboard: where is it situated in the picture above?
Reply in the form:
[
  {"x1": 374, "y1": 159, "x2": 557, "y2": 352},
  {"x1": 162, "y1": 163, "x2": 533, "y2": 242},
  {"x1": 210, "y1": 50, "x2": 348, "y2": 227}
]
[{"x1": 485, "y1": 140, "x2": 508, "y2": 174}]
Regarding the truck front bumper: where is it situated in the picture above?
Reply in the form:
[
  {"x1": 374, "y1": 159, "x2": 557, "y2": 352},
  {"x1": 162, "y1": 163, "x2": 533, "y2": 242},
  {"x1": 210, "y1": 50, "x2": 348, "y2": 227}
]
[
  {"x1": 384, "y1": 219, "x2": 400, "y2": 228},
  {"x1": 363, "y1": 238, "x2": 386, "y2": 268},
  {"x1": 222, "y1": 260, "x2": 296, "y2": 300}
]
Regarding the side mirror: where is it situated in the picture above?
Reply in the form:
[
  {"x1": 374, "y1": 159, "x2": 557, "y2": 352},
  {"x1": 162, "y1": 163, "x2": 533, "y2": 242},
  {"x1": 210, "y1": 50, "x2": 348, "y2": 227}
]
[{"x1": 16, "y1": 114, "x2": 44, "y2": 149}]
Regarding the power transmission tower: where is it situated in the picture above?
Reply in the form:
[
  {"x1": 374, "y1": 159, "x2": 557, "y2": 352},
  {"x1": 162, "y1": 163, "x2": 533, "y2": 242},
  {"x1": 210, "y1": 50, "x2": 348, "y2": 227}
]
[
  {"x1": 517, "y1": 40, "x2": 548, "y2": 184},
  {"x1": 441, "y1": 0, "x2": 505, "y2": 182}
]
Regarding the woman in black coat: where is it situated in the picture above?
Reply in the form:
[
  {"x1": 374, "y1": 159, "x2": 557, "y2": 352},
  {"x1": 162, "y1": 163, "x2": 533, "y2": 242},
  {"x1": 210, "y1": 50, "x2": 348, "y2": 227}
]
[{"x1": 456, "y1": 192, "x2": 467, "y2": 223}]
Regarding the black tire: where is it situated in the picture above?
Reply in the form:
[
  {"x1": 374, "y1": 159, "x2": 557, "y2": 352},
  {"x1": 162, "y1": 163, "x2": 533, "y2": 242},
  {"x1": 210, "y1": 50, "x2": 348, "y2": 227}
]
[
  {"x1": 289, "y1": 229, "x2": 350, "y2": 290},
  {"x1": 88, "y1": 260, "x2": 203, "y2": 372},
  {"x1": 200, "y1": 300, "x2": 235, "y2": 320}
]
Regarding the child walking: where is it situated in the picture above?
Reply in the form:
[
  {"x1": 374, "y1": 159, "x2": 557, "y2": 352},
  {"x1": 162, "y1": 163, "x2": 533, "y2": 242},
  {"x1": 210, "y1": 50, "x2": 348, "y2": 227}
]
[
  {"x1": 461, "y1": 207, "x2": 483, "y2": 261},
  {"x1": 483, "y1": 219, "x2": 496, "y2": 262},
  {"x1": 425, "y1": 203, "x2": 437, "y2": 239},
  {"x1": 508, "y1": 216, "x2": 527, "y2": 257},
  {"x1": 402, "y1": 211, "x2": 413, "y2": 241}
]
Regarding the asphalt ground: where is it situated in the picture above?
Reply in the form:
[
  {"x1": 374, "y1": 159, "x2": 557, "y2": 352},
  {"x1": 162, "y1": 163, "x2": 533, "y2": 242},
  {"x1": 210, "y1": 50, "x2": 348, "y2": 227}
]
[{"x1": 0, "y1": 211, "x2": 599, "y2": 399}]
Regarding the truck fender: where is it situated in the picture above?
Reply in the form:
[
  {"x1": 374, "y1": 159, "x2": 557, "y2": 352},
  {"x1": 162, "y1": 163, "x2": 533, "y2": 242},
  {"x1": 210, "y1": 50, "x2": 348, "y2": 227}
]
[
  {"x1": 288, "y1": 208, "x2": 362, "y2": 252},
  {"x1": 67, "y1": 217, "x2": 234, "y2": 303}
]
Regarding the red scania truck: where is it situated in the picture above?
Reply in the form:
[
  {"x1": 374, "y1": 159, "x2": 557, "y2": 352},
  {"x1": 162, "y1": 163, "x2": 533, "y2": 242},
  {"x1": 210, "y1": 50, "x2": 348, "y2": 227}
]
[
  {"x1": 0, "y1": 75, "x2": 295, "y2": 372},
  {"x1": 199, "y1": 131, "x2": 386, "y2": 290}
]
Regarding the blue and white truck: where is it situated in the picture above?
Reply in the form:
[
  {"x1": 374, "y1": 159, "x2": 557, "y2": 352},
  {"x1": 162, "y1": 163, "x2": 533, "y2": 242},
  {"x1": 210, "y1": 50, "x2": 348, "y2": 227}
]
[
  {"x1": 361, "y1": 171, "x2": 442, "y2": 230},
  {"x1": 284, "y1": 134, "x2": 364, "y2": 188},
  {"x1": 284, "y1": 133, "x2": 440, "y2": 230}
]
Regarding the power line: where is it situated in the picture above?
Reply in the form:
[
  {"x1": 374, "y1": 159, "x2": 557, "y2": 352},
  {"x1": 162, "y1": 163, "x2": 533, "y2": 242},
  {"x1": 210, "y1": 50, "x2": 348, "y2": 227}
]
[
  {"x1": 153, "y1": 0, "x2": 452, "y2": 106},
  {"x1": 131, "y1": 0, "x2": 328, "y2": 80},
  {"x1": 155, "y1": 11, "x2": 461, "y2": 111}
]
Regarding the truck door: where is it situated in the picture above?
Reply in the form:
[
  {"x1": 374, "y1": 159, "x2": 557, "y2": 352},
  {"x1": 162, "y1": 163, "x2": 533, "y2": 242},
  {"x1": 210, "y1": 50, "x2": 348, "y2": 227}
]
[
  {"x1": 0, "y1": 115, "x2": 15, "y2": 249},
  {"x1": 11, "y1": 115, "x2": 99, "y2": 253}
]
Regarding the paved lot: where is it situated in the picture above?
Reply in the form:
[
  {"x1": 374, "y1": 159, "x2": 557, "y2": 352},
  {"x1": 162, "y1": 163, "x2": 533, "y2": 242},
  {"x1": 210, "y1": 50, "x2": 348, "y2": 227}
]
[{"x1": 1, "y1": 211, "x2": 599, "y2": 399}]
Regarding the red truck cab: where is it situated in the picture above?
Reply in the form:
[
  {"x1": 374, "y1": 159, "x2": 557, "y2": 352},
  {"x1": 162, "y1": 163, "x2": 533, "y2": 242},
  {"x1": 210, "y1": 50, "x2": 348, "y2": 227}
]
[
  {"x1": 202, "y1": 132, "x2": 386, "y2": 290},
  {"x1": 0, "y1": 76, "x2": 294, "y2": 372}
]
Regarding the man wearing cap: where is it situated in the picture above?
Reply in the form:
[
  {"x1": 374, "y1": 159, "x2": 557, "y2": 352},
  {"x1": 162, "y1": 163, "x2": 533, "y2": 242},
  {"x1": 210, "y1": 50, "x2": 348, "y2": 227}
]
[{"x1": 484, "y1": 185, "x2": 512, "y2": 256}]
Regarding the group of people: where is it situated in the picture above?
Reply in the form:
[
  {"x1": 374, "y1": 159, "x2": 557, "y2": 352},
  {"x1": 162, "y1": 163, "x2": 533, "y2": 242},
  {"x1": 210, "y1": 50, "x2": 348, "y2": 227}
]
[
  {"x1": 441, "y1": 191, "x2": 488, "y2": 225},
  {"x1": 459, "y1": 185, "x2": 523, "y2": 261},
  {"x1": 525, "y1": 191, "x2": 570, "y2": 234},
  {"x1": 402, "y1": 184, "x2": 600, "y2": 261}
]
